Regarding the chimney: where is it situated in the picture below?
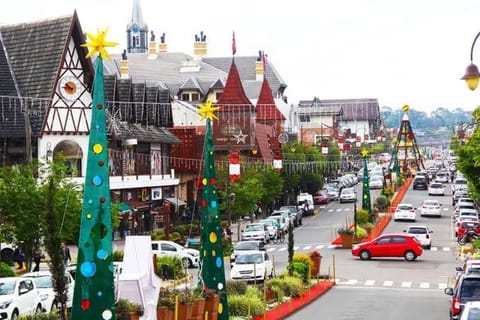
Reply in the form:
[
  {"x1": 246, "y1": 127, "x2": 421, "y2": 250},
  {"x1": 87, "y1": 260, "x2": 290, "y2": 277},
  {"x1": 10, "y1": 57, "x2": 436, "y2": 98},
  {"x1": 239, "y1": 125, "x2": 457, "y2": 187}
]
[
  {"x1": 193, "y1": 31, "x2": 207, "y2": 59},
  {"x1": 255, "y1": 50, "x2": 264, "y2": 81},
  {"x1": 120, "y1": 50, "x2": 129, "y2": 79},
  {"x1": 158, "y1": 32, "x2": 167, "y2": 53},
  {"x1": 148, "y1": 31, "x2": 158, "y2": 59}
]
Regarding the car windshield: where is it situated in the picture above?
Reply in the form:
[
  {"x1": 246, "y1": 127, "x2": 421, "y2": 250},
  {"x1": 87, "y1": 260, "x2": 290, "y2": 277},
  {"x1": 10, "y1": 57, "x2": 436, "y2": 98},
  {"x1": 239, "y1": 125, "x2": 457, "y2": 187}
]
[
  {"x1": 31, "y1": 276, "x2": 53, "y2": 289},
  {"x1": 245, "y1": 225, "x2": 262, "y2": 231},
  {"x1": 423, "y1": 200, "x2": 439, "y2": 206},
  {"x1": 430, "y1": 184, "x2": 443, "y2": 188},
  {"x1": 235, "y1": 242, "x2": 258, "y2": 251},
  {"x1": 461, "y1": 279, "x2": 480, "y2": 299},
  {"x1": 343, "y1": 189, "x2": 354, "y2": 195},
  {"x1": 0, "y1": 279, "x2": 15, "y2": 295},
  {"x1": 408, "y1": 227, "x2": 427, "y2": 234},
  {"x1": 260, "y1": 220, "x2": 273, "y2": 226},
  {"x1": 235, "y1": 253, "x2": 263, "y2": 264}
]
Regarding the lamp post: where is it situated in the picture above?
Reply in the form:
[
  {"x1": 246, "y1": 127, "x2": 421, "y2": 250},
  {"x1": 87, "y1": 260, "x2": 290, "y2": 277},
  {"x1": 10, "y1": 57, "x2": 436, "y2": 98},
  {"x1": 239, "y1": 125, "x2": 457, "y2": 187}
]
[{"x1": 462, "y1": 32, "x2": 480, "y2": 90}]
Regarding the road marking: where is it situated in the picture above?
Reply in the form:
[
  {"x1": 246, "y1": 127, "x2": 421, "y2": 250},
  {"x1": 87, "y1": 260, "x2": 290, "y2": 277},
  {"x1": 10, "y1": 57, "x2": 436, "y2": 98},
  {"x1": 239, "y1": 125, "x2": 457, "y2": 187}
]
[
  {"x1": 364, "y1": 280, "x2": 375, "y2": 286},
  {"x1": 303, "y1": 245, "x2": 312, "y2": 250},
  {"x1": 419, "y1": 282, "x2": 430, "y2": 289},
  {"x1": 383, "y1": 281, "x2": 393, "y2": 287},
  {"x1": 316, "y1": 245, "x2": 326, "y2": 249},
  {"x1": 401, "y1": 282, "x2": 412, "y2": 288},
  {"x1": 443, "y1": 247, "x2": 451, "y2": 251},
  {"x1": 336, "y1": 209, "x2": 342, "y2": 212},
  {"x1": 430, "y1": 247, "x2": 438, "y2": 251},
  {"x1": 328, "y1": 209, "x2": 334, "y2": 212},
  {"x1": 345, "y1": 208, "x2": 351, "y2": 211},
  {"x1": 267, "y1": 248, "x2": 276, "y2": 252},
  {"x1": 337, "y1": 279, "x2": 358, "y2": 285}
]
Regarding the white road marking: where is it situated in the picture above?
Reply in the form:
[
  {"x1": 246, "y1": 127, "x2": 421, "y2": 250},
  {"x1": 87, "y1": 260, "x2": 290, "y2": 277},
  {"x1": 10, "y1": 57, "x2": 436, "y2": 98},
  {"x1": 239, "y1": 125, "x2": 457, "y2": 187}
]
[
  {"x1": 443, "y1": 247, "x2": 451, "y2": 251},
  {"x1": 303, "y1": 245, "x2": 312, "y2": 250},
  {"x1": 419, "y1": 282, "x2": 430, "y2": 289},
  {"x1": 364, "y1": 280, "x2": 375, "y2": 286},
  {"x1": 278, "y1": 247, "x2": 287, "y2": 252},
  {"x1": 430, "y1": 247, "x2": 438, "y2": 251},
  {"x1": 438, "y1": 283, "x2": 448, "y2": 290},
  {"x1": 401, "y1": 282, "x2": 412, "y2": 288},
  {"x1": 383, "y1": 281, "x2": 393, "y2": 287},
  {"x1": 316, "y1": 245, "x2": 325, "y2": 249},
  {"x1": 267, "y1": 248, "x2": 276, "y2": 252}
]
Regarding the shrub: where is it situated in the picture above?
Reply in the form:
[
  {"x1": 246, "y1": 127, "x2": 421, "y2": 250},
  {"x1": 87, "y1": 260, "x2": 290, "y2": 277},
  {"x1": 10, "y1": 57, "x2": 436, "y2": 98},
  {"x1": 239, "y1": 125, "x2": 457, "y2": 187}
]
[
  {"x1": 222, "y1": 236, "x2": 233, "y2": 256},
  {"x1": 151, "y1": 230, "x2": 165, "y2": 240},
  {"x1": 266, "y1": 276, "x2": 304, "y2": 298},
  {"x1": 228, "y1": 294, "x2": 265, "y2": 317},
  {"x1": 355, "y1": 209, "x2": 370, "y2": 225},
  {"x1": 226, "y1": 280, "x2": 248, "y2": 296},
  {"x1": 375, "y1": 195, "x2": 389, "y2": 211},
  {"x1": 112, "y1": 250, "x2": 124, "y2": 262},
  {"x1": 354, "y1": 226, "x2": 368, "y2": 239},
  {"x1": 245, "y1": 286, "x2": 262, "y2": 300},
  {"x1": 156, "y1": 256, "x2": 186, "y2": 279},
  {"x1": 19, "y1": 313, "x2": 61, "y2": 320},
  {"x1": 176, "y1": 225, "x2": 187, "y2": 236},
  {"x1": 0, "y1": 262, "x2": 15, "y2": 277},
  {"x1": 292, "y1": 253, "x2": 312, "y2": 271},
  {"x1": 289, "y1": 262, "x2": 308, "y2": 282}
]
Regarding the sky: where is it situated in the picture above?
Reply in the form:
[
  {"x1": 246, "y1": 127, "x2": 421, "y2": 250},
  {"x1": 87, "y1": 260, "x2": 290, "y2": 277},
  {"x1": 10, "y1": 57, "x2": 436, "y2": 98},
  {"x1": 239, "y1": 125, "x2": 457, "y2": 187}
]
[{"x1": 1, "y1": 0, "x2": 480, "y2": 114}]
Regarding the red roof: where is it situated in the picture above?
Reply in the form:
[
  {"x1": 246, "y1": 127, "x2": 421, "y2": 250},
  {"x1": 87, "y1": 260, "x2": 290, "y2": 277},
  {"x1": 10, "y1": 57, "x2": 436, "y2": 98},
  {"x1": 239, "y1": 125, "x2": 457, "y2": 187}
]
[
  {"x1": 215, "y1": 62, "x2": 253, "y2": 110},
  {"x1": 255, "y1": 123, "x2": 276, "y2": 162},
  {"x1": 256, "y1": 78, "x2": 285, "y2": 121}
]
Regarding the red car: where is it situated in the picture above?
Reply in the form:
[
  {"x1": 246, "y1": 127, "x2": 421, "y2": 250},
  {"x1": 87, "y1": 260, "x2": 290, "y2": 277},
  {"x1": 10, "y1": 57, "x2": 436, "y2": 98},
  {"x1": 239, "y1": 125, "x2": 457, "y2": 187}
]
[
  {"x1": 351, "y1": 234, "x2": 423, "y2": 261},
  {"x1": 456, "y1": 221, "x2": 480, "y2": 238},
  {"x1": 313, "y1": 189, "x2": 330, "y2": 204}
]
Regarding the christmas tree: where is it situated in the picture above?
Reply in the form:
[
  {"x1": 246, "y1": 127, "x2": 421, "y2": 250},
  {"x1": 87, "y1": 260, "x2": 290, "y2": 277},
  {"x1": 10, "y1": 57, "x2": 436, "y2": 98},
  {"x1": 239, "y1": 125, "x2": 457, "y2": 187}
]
[
  {"x1": 197, "y1": 100, "x2": 229, "y2": 319},
  {"x1": 361, "y1": 149, "x2": 372, "y2": 221},
  {"x1": 71, "y1": 29, "x2": 117, "y2": 320}
]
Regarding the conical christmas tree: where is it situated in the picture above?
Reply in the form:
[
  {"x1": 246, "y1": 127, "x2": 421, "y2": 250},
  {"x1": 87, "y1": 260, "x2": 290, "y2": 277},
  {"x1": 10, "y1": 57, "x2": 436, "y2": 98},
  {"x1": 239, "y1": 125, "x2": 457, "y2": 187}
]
[
  {"x1": 361, "y1": 149, "x2": 372, "y2": 221},
  {"x1": 197, "y1": 100, "x2": 229, "y2": 320},
  {"x1": 390, "y1": 105, "x2": 425, "y2": 174},
  {"x1": 71, "y1": 30, "x2": 117, "y2": 320}
]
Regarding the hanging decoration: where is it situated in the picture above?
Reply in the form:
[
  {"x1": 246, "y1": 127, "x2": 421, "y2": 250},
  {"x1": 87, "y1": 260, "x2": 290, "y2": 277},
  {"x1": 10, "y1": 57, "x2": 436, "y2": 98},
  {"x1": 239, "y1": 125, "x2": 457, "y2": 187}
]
[
  {"x1": 71, "y1": 28, "x2": 118, "y2": 320},
  {"x1": 273, "y1": 150, "x2": 282, "y2": 172},
  {"x1": 229, "y1": 150, "x2": 240, "y2": 181},
  {"x1": 196, "y1": 100, "x2": 229, "y2": 320}
]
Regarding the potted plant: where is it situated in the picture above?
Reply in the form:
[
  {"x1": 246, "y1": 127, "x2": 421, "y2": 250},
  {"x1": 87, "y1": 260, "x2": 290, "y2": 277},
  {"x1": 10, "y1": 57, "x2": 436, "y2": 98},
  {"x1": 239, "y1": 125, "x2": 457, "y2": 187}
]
[
  {"x1": 190, "y1": 287, "x2": 206, "y2": 320},
  {"x1": 202, "y1": 287, "x2": 219, "y2": 320},
  {"x1": 309, "y1": 250, "x2": 322, "y2": 276},
  {"x1": 177, "y1": 290, "x2": 194, "y2": 319},
  {"x1": 337, "y1": 226, "x2": 355, "y2": 248},
  {"x1": 116, "y1": 299, "x2": 144, "y2": 320},
  {"x1": 157, "y1": 289, "x2": 175, "y2": 320}
]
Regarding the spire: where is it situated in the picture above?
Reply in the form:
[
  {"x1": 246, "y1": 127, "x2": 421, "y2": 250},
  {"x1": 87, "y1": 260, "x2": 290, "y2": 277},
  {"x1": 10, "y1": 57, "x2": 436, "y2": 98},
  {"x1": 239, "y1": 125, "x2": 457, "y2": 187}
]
[
  {"x1": 129, "y1": 0, "x2": 147, "y2": 29},
  {"x1": 215, "y1": 62, "x2": 251, "y2": 105},
  {"x1": 256, "y1": 78, "x2": 285, "y2": 121}
]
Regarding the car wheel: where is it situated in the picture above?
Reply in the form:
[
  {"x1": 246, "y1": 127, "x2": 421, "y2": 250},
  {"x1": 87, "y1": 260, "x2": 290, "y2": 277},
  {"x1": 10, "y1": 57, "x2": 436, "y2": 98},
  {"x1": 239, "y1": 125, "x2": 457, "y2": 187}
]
[
  {"x1": 359, "y1": 250, "x2": 371, "y2": 260},
  {"x1": 426, "y1": 244, "x2": 431, "y2": 250},
  {"x1": 181, "y1": 257, "x2": 189, "y2": 269},
  {"x1": 35, "y1": 304, "x2": 42, "y2": 314},
  {"x1": 11, "y1": 310, "x2": 19, "y2": 320},
  {"x1": 404, "y1": 250, "x2": 417, "y2": 261},
  {"x1": 188, "y1": 258, "x2": 195, "y2": 268}
]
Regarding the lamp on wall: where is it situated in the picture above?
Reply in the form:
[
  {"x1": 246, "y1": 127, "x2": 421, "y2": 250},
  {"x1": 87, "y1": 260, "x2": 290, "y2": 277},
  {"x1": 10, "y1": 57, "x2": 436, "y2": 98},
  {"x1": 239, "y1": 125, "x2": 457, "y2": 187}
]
[{"x1": 46, "y1": 142, "x2": 53, "y2": 161}]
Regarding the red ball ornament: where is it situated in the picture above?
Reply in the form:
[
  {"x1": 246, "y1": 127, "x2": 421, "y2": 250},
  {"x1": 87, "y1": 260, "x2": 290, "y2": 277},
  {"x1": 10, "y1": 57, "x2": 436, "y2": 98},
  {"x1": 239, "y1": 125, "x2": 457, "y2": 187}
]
[
  {"x1": 100, "y1": 197, "x2": 105, "y2": 203},
  {"x1": 202, "y1": 200, "x2": 207, "y2": 207},
  {"x1": 81, "y1": 299, "x2": 91, "y2": 310},
  {"x1": 98, "y1": 160, "x2": 104, "y2": 166},
  {"x1": 97, "y1": 104, "x2": 103, "y2": 110},
  {"x1": 210, "y1": 178, "x2": 216, "y2": 185}
]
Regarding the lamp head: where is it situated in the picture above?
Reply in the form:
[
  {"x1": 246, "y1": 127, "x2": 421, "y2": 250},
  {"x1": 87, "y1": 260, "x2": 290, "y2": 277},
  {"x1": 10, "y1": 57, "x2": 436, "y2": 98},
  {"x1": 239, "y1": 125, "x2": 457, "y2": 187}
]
[{"x1": 462, "y1": 63, "x2": 480, "y2": 90}]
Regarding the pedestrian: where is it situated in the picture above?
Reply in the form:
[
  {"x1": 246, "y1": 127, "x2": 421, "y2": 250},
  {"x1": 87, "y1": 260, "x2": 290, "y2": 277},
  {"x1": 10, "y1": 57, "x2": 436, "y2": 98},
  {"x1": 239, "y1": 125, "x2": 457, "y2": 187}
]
[
  {"x1": 12, "y1": 246, "x2": 24, "y2": 270},
  {"x1": 32, "y1": 250, "x2": 44, "y2": 272},
  {"x1": 61, "y1": 241, "x2": 71, "y2": 267}
]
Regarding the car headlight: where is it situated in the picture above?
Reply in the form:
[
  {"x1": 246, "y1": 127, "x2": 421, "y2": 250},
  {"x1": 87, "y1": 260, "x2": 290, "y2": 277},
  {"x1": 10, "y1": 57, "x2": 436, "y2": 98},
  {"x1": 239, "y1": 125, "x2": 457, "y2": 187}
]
[{"x1": 0, "y1": 300, "x2": 12, "y2": 309}]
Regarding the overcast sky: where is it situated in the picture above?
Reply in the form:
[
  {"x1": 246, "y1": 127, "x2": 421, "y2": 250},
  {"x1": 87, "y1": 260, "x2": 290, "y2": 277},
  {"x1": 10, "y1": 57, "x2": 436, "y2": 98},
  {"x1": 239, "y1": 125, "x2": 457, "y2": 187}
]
[{"x1": 2, "y1": 0, "x2": 480, "y2": 114}]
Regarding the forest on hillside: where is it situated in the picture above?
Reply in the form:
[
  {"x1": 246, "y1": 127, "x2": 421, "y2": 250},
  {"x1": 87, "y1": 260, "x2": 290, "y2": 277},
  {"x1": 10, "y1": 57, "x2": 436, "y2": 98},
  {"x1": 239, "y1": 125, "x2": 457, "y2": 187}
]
[{"x1": 381, "y1": 106, "x2": 472, "y2": 129}]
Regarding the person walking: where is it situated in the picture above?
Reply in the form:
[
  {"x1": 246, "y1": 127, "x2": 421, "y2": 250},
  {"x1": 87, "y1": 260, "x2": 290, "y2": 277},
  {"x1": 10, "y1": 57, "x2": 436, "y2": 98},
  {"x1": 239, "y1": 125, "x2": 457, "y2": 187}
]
[{"x1": 61, "y1": 241, "x2": 71, "y2": 267}]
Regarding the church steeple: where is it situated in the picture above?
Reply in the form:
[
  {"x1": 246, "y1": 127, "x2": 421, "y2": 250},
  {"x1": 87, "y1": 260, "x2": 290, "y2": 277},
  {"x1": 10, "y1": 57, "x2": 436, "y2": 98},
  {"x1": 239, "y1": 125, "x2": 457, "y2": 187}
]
[{"x1": 126, "y1": 0, "x2": 148, "y2": 54}]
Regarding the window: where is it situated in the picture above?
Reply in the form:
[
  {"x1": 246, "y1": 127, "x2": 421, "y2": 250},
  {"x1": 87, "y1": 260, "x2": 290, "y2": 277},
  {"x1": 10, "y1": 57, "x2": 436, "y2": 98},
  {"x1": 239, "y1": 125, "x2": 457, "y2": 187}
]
[
  {"x1": 391, "y1": 237, "x2": 407, "y2": 244},
  {"x1": 161, "y1": 243, "x2": 177, "y2": 252},
  {"x1": 151, "y1": 243, "x2": 158, "y2": 250},
  {"x1": 191, "y1": 93, "x2": 199, "y2": 101},
  {"x1": 299, "y1": 115, "x2": 310, "y2": 122},
  {"x1": 181, "y1": 93, "x2": 190, "y2": 101},
  {"x1": 376, "y1": 237, "x2": 391, "y2": 245},
  {"x1": 215, "y1": 92, "x2": 223, "y2": 100}
]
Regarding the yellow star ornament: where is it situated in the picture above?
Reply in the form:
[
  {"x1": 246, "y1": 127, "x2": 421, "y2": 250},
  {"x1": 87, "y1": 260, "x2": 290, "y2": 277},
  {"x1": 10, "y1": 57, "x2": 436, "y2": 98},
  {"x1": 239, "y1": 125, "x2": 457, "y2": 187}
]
[
  {"x1": 361, "y1": 149, "x2": 369, "y2": 157},
  {"x1": 81, "y1": 28, "x2": 118, "y2": 59},
  {"x1": 197, "y1": 100, "x2": 220, "y2": 121}
]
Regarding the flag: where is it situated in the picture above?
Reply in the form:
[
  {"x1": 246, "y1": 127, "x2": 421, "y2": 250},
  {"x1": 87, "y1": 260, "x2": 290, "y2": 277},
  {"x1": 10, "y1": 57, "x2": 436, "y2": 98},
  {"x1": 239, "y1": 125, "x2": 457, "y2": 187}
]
[{"x1": 232, "y1": 31, "x2": 236, "y2": 55}]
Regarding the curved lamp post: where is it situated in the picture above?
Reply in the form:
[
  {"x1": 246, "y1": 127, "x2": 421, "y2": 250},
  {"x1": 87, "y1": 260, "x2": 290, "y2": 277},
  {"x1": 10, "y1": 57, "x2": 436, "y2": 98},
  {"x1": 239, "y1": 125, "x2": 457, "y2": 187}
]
[{"x1": 462, "y1": 32, "x2": 480, "y2": 90}]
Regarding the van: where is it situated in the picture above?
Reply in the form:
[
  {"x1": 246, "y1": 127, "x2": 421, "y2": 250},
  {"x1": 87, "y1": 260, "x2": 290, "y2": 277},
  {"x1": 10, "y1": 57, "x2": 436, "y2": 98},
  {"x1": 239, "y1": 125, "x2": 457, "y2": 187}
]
[{"x1": 297, "y1": 193, "x2": 314, "y2": 216}]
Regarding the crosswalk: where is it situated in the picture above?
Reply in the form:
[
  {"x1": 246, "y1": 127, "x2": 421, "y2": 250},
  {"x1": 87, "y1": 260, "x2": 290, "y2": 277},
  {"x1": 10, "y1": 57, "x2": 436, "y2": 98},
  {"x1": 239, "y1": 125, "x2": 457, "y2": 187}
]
[
  {"x1": 265, "y1": 243, "x2": 452, "y2": 253},
  {"x1": 334, "y1": 278, "x2": 451, "y2": 291}
]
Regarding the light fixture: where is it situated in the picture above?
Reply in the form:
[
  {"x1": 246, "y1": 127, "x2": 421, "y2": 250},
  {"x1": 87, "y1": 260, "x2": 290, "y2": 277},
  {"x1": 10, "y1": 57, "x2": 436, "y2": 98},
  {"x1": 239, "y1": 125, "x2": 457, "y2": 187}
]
[
  {"x1": 462, "y1": 32, "x2": 480, "y2": 90},
  {"x1": 252, "y1": 147, "x2": 258, "y2": 155}
]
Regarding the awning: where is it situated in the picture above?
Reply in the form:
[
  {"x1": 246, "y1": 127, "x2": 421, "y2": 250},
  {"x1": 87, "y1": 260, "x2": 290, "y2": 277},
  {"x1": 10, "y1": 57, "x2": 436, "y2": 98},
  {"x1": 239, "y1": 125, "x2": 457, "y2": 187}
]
[
  {"x1": 165, "y1": 198, "x2": 187, "y2": 206},
  {"x1": 119, "y1": 202, "x2": 131, "y2": 213}
]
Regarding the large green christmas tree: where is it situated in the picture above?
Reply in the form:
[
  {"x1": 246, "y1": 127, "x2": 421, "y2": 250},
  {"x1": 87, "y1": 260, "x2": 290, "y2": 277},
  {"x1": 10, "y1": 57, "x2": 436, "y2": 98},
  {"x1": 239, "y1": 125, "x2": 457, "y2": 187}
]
[
  {"x1": 71, "y1": 29, "x2": 117, "y2": 320},
  {"x1": 197, "y1": 100, "x2": 229, "y2": 319},
  {"x1": 361, "y1": 149, "x2": 373, "y2": 222}
]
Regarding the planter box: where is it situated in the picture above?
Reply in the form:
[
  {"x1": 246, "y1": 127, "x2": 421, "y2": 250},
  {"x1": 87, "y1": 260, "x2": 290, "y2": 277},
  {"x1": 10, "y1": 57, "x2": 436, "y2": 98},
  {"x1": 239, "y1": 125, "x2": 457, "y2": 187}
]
[
  {"x1": 340, "y1": 233, "x2": 354, "y2": 248},
  {"x1": 204, "y1": 294, "x2": 219, "y2": 320},
  {"x1": 157, "y1": 307, "x2": 174, "y2": 320},
  {"x1": 189, "y1": 298, "x2": 206, "y2": 320}
]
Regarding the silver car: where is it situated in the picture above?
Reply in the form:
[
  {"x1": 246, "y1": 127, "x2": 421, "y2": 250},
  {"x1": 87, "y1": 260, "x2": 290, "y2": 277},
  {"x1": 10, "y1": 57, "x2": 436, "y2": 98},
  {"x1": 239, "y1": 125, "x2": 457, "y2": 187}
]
[{"x1": 241, "y1": 223, "x2": 269, "y2": 243}]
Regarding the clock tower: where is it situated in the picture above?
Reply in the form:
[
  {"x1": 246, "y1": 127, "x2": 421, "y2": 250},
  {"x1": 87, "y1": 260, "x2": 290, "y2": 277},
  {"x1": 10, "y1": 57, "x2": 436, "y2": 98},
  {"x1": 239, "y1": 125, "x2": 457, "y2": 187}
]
[{"x1": 127, "y1": 0, "x2": 148, "y2": 53}]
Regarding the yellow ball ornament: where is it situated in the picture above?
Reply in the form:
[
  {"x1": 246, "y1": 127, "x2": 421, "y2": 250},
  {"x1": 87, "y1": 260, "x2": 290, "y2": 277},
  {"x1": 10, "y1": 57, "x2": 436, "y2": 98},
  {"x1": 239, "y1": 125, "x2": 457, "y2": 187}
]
[{"x1": 209, "y1": 232, "x2": 217, "y2": 243}]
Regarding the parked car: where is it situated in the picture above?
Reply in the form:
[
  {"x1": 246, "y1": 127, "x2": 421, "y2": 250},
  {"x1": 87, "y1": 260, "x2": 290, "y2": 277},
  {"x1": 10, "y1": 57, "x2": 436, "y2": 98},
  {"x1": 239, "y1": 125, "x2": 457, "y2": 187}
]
[
  {"x1": 455, "y1": 203, "x2": 478, "y2": 219},
  {"x1": 297, "y1": 193, "x2": 314, "y2": 216},
  {"x1": 240, "y1": 223, "x2": 269, "y2": 244},
  {"x1": 230, "y1": 251, "x2": 273, "y2": 282},
  {"x1": 428, "y1": 182, "x2": 445, "y2": 196},
  {"x1": 259, "y1": 219, "x2": 276, "y2": 240},
  {"x1": 151, "y1": 240, "x2": 200, "y2": 268},
  {"x1": 457, "y1": 197, "x2": 477, "y2": 209},
  {"x1": 453, "y1": 189, "x2": 471, "y2": 206},
  {"x1": 22, "y1": 271, "x2": 75, "y2": 312},
  {"x1": 445, "y1": 273, "x2": 480, "y2": 319},
  {"x1": 456, "y1": 210, "x2": 480, "y2": 223},
  {"x1": 325, "y1": 186, "x2": 339, "y2": 201},
  {"x1": 456, "y1": 260, "x2": 480, "y2": 279},
  {"x1": 369, "y1": 176, "x2": 384, "y2": 189},
  {"x1": 412, "y1": 176, "x2": 428, "y2": 190},
  {"x1": 351, "y1": 233, "x2": 423, "y2": 261},
  {"x1": 279, "y1": 205, "x2": 303, "y2": 226},
  {"x1": 339, "y1": 187, "x2": 357, "y2": 203},
  {"x1": 0, "y1": 277, "x2": 43, "y2": 319},
  {"x1": 403, "y1": 225, "x2": 433, "y2": 249},
  {"x1": 453, "y1": 178, "x2": 469, "y2": 194},
  {"x1": 313, "y1": 189, "x2": 330, "y2": 205},
  {"x1": 270, "y1": 210, "x2": 291, "y2": 228},
  {"x1": 230, "y1": 240, "x2": 265, "y2": 267},
  {"x1": 265, "y1": 215, "x2": 287, "y2": 234},
  {"x1": 393, "y1": 203, "x2": 416, "y2": 221},
  {"x1": 460, "y1": 301, "x2": 480, "y2": 320},
  {"x1": 456, "y1": 221, "x2": 480, "y2": 238},
  {"x1": 419, "y1": 199, "x2": 442, "y2": 217}
]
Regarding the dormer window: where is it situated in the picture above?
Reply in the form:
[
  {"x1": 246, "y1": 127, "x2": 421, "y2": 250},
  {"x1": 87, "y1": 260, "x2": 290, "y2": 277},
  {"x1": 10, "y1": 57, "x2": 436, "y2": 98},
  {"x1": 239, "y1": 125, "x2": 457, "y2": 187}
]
[{"x1": 180, "y1": 91, "x2": 200, "y2": 102}]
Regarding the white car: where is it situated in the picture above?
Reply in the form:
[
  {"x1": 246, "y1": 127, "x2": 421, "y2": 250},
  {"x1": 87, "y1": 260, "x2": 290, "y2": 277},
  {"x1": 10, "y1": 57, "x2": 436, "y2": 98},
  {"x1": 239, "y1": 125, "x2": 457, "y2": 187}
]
[
  {"x1": 22, "y1": 271, "x2": 75, "y2": 312},
  {"x1": 339, "y1": 187, "x2": 357, "y2": 203},
  {"x1": 419, "y1": 199, "x2": 442, "y2": 217},
  {"x1": 393, "y1": 203, "x2": 416, "y2": 221},
  {"x1": 0, "y1": 277, "x2": 43, "y2": 319},
  {"x1": 460, "y1": 301, "x2": 480, "y2": 320},
  {"x1": 265, "y1": 215, "x2": 287, "y2": 234},
  {"x1": 241, "y1": 223, "x2": 269, "y2": 243},
  {"x1": 325, "y1": 186, "x2": 339, "y2": 201},
  {"x1": 230, "y1": 240, "x2": 265, "y2": 267},
  {"x1": 454, "y1": 203, "x2": 477, "y2": 219},
  {"x1": 151, "y1": 240, "x2": 199, "y2": 268},
  {"x1": 456, "y1": 209, "x2": 479, "y2": 223},
  {"x1": 404, "y1": 225, "x2": 433, "y2": 249},
  {"x1": 369, "y1": 176, "x2": 384, "y2": 189},
  {"x1": 230, "y1": 251, "x2": 273, "y2": 282},
  {"x1": 259, "y1": 219, "x2": 276, "y2": 240},
  {"x1": 270, "y1": 210, "x2": 291, "y2": 228},
  {"x1": 435, "y1": 172, "x2": 449, "y2": 183},
  {"x1": 428, "y1": 182, "x2": 445, "y2": 196}
]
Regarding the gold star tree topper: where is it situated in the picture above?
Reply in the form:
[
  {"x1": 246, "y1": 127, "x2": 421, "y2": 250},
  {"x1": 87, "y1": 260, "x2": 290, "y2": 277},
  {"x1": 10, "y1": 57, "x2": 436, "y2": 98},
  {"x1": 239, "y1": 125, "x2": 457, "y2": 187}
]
[
  {"x1": 197, "y1": 100, "x2": 220, "y2": 121},
  {"x1": 361, "y1": 149, "x2": 369, "y2": 157},
  {"x1": 81, "y1": 28, "x2": 118, "y2": 59}
]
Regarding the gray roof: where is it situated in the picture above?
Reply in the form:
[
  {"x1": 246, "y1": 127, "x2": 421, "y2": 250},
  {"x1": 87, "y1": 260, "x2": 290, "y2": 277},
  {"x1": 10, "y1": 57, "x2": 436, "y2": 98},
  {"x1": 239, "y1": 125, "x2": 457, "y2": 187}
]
[
  {"x1": 110, "y1": 120, "x2": 181, "y2": 144},
  {"x1": 299, "y1": 98, "x2": 378, "y2": 120}
]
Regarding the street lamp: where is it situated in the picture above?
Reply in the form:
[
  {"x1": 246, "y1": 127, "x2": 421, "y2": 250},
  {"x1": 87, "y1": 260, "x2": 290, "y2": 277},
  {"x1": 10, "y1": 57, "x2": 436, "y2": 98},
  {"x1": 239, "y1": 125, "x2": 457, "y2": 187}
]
[{"x1": 462, "y1": 32, "x2": 480, "y2": 90}]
